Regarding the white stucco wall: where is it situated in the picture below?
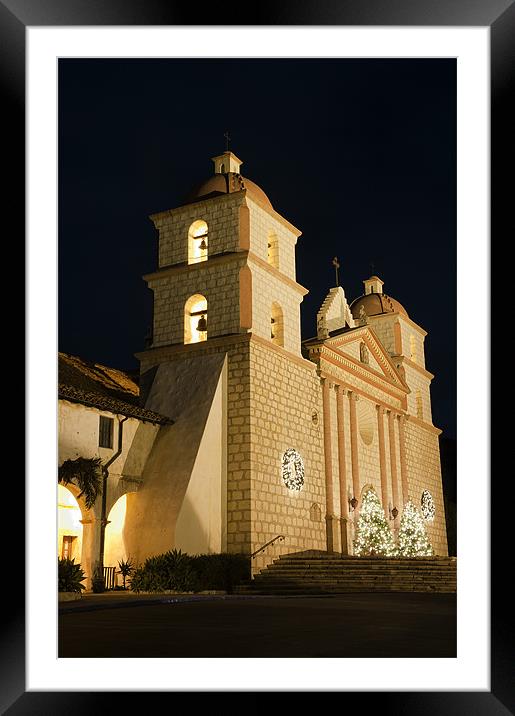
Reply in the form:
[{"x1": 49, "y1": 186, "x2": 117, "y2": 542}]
[
  {"x1": 175, "y1": 361, "x2": 227, "y2": 554},
  {"x1": 58, "y1": 399, "x2": 160, "y2": 584}
]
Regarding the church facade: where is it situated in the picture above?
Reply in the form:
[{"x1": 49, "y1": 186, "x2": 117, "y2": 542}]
[{"x1": 58, "y1": 150, "x2": 447, "y2": 583}]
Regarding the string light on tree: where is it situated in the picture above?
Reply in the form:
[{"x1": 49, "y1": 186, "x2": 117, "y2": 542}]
[
  {"x1": 420, "y1": 490, "x2": 436, "y2": 522},
  {"x1": 353, "y1": 489, "x2": 396, "y2": 557},
  {"x1": 397, "y1": 501, "x2": 434, "y2": 557}
]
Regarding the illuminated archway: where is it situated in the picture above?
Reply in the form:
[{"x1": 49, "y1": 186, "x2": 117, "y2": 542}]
[
  {"x1": 184, "y1": 294, "x2": 207, "y2": 344},
  {"x1": 104, "y1": 495, "x2": 128, "y2": 576},
  {"x1": 188, "y1": 220, "x2": 208, "y2": 265},
  {"x1": 58, "y1": 484, "x2": 83, "y2": 563}
]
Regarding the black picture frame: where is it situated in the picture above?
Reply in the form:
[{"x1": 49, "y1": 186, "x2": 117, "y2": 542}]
[{"x1": 5, "y1": 0, "x2": 509, "y2": 712}]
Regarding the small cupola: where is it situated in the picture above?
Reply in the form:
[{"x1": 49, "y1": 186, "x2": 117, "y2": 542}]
[
  {"x1": 211, "y1": 151, "x2": 243, "y2": 175},
  {"x1": 363, "y1": 276, "x2": 384, "y2": 295}
]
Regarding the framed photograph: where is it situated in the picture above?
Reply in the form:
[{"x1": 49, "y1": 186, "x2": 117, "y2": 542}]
[{"x1": 5, "y1": 0, "x2": 509, "y2": 711}]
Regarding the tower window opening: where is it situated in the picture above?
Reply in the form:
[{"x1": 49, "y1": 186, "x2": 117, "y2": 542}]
[
  {"x1": 410, "y1": 334, "x2": 418, "y2": 363},
  {"x1": 184, "y1": 294, "x2": 208, "y2": 344},
  {"x1": 188, "y1": 220, "x2": 208, "y2": 265},
  {"x1": 416, "y1": 390, "x2": 424, "y2": 420},
  {"x1": 271, "y1": 302, "x2": 284, "y2": 347},
  {"x1": 267, "y1": 232, "x2": 279, "y2": 269}
]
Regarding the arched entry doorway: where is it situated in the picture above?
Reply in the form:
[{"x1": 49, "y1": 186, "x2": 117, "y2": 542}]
[
  {"x1": 104, "y1": 495, "x2": 128, "y2": 588},
  {"x1": 58, "y1": 484, "x2": 83, "y2": 562}
]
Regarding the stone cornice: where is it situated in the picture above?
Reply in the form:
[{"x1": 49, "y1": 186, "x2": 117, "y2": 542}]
[
  {"x1": 143, "y1": 249, "x2": 310, "y2": 298},
  {"x1": 406, "y1": 414, "x2": 442, "y2": 436},
  {"x1": 247, "y1": 251, "x2": 309, "y2": 296},
  {"x1": 143, "y1": 251, "x2": 248, "y2": 283},
  {"x1": 135, "y1": 332, "x2": 250, "y2": 362},
  {"x1": 325, "y1": 326, "x2": 408, "y2": 389},
  {"x1": 307, "y1": 329, "x2": 409, "y2": 396},
  {"x1": 397, "y1": 355, "x2": 435, "y2": 380},
  {"x1": 318, "y1": 371, "x2": 404, "y2": 411},
  {"x1": 317, "y1": 352, "x2": 408, "y2": 405},
  {"x1": 136, "y1": 331, "x2": 317, "y2": 373}
]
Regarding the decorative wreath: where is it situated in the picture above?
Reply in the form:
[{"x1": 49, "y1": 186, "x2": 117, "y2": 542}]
[
  {"x1": 421, "y1": 490, "x2": 436, "y2": 521},
  {"x1": 281, "y1": 448, "x2": 305, "y2": 491}
]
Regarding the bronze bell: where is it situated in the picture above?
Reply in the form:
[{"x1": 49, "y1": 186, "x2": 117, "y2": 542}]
[
  {"x1": 196, "y1": 314, "x2": 207, "y2": 332},
  {"x1": 199, "y1": 238, "x2": 207, "y2": 251}
]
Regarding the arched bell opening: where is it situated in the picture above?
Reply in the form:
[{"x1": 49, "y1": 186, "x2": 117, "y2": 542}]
[{"x1": 184, "y1": 294, "x2": 208, "y2": 344}]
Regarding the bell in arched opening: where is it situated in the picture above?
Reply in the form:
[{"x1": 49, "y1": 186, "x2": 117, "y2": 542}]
[
  {"x1": 184, "y1": 294, "x2": 208, "y2": 344},
  {"x1": 196, "y1": 313, "x2": 207, "y2": 333}
]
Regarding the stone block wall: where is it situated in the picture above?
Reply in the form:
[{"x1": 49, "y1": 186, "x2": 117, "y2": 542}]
[
  {"x1": 404, "y1": 419, "x2": 448, "y2": 555},
  {"x1": 247, "y1": 198, "x2": 298, "y2": 280},
  {"x1": 368, "y1": 315, "x2": 397, "y2": 356},
  {"x1": 148, "y1": 254, "x2": 247, "y2": 346},
  {"x1": 248, "y1": 258, "x2": 303, "y2": 355},
  {"x1": 399, "y1": 317, "x2": 427, "y2": 368},
  {"x1": 152, "y1": 193, "x2": 244, "y2": 267},
  {"x1": 248, "y1": 338, "x2": 326, "y2": 573},
  {"x1": 404, "y1": 363, "x2": 433, "y2": 424}
]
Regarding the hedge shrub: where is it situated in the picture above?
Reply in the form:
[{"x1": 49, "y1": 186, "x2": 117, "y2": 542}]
[{"x1": 130, "y1": 549, "x2": 250, "y2": 594}]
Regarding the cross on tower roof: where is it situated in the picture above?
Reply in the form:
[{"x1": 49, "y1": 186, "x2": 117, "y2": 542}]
[
  {"x1": 332, "y1": 256, "x2": 340, "y2": 287},
  {"x1": 224, "y1": 131, "x2": 231, "y2": 152}
]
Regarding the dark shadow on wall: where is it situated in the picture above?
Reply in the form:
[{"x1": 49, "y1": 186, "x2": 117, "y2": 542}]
[{"x1": 439, "y1": 436, "x2": 457, "y2": 557}]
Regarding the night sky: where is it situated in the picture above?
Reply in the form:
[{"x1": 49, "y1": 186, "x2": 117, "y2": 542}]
[{"x1": 58, "y1": 59, "x2": 456, "y2": 439}]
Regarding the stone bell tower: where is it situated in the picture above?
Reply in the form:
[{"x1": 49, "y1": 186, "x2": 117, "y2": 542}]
[{"x1": 134, "y1": 150, "x2": 327, "y2": 570}]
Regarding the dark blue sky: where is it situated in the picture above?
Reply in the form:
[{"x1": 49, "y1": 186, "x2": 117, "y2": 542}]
[{"x1": 58, "y1": 58, "x2": 456, "y2": 438}]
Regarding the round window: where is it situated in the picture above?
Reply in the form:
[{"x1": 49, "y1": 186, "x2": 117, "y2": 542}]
[
  {"x1": 281, "y1": 449, "x2": 305, "y2": 491},
  {"x1": 421, "y1": 490, "x2": 435, "y2": 521}
]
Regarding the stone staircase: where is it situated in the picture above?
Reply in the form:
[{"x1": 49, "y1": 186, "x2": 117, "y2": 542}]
[{"x1": 236, "y1": 550, "x2": 457, "y2": 595}]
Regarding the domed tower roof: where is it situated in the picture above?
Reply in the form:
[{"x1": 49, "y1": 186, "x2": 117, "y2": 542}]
[
  {"x1": 183, "y1": 151, "x2": 273, "y2": 209},
  {"x1": 350, "y1": 276, "x2": 409, "y2": 319}
]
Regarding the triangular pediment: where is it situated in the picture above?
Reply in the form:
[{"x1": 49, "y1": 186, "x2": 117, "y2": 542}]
[{"x1": 323, "y1": 326, "x2": 409, "y2": 392}]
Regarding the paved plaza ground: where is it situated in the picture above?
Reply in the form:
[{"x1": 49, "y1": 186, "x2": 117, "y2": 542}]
[{"x1": 59, "y1": 592, "x2": 456, "y2": 658}]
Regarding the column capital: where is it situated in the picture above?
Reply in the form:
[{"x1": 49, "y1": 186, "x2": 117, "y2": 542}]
[
  {"x1": 348, "y1": 390, "x2": 359, "y2": 402},
  {"x1": 376, "y1": 404, "x2": 385, "y2": 416}
]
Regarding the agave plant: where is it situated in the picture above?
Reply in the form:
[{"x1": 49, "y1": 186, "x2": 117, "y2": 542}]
[
  {"x1": 117, "y1": 557, "x2": 134, "y2": 590},
  {"x1": 58, "y1": 558, "x2": 86, "y2": 593},
  {"x1": 58, "y1": 456, "x2": 103, "y2": 509}
]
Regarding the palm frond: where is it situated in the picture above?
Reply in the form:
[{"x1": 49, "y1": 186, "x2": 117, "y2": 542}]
[{"x1": 58, "y1": 456, "x2": 103, "y2": 509}]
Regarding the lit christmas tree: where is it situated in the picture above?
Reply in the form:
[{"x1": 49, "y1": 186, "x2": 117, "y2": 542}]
[
  {"x1": 397, "y1": 501, "x2": 434, "y2": 557},
  {"x1": 353, "y1": 489, "x2": 396, "y2": 556}
]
